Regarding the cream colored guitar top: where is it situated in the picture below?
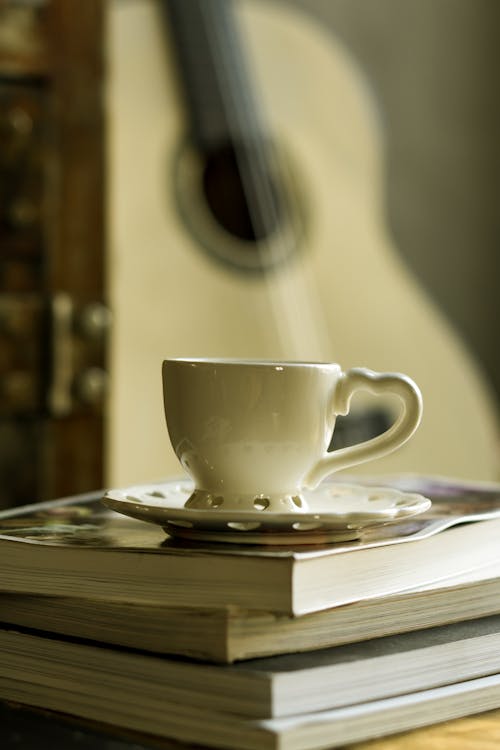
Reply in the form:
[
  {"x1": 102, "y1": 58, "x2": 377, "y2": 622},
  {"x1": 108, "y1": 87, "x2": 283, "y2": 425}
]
[{"x1": 107, "y1": 0, "x2": 499, "y2": 485}]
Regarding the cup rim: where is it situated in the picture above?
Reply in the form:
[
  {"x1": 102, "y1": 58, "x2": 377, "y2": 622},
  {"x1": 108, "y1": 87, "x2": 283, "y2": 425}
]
[{"x1": 163, "y1": 358, "x2": 341, "y2": 368}]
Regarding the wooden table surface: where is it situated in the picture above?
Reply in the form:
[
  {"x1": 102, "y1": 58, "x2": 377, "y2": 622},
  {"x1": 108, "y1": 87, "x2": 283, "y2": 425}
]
[
  {"x1": 351, "y1": 709, "x2": 500, "y2": 750},
  {"x1": 4, "y1": 700, "x2": 500, "y2": 750}
]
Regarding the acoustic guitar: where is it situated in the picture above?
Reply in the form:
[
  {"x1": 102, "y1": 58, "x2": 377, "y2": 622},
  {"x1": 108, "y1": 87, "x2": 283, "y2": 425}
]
[{"x1": 106, "y1": 0, "x2": 499, "y2": 485}]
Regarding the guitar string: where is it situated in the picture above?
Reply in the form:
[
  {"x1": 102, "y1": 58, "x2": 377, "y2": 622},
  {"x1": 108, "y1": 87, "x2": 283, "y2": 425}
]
[
  {"x1": 200, "y1": 0, "x2": 331, "y2": 362},
  {"x1": 204, "y1": 1, "x2": 330, "y2": 360}
]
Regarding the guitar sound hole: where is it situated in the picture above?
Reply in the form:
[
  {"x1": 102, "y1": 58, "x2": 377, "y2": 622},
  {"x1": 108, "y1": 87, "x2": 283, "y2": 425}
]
[
  {"x1": 202, "y1": 142, "x2": 281, "y2": 244},
  {"x1": 173, "y1": 138, "x2": 304, "y2": 274}
]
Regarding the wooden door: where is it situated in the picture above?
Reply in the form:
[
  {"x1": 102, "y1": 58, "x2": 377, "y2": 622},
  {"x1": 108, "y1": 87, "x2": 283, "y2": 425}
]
[{"x1": 0, "y1": 0, "x2": 107, "y2": 507}]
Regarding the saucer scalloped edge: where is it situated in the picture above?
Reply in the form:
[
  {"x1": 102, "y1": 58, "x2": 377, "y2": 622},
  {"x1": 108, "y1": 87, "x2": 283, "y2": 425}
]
[{"x1": 102, "y1": 479, "x2": 431, "y2": 545}]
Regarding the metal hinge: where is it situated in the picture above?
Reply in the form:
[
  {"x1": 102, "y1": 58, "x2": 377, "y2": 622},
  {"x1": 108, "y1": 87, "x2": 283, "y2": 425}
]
[
  {"x1": 48, "y1": 292, "x2": 111, "y2": 417},
  {"x1": 0, "y1": 292, "x2": 111, "y2": 417}
]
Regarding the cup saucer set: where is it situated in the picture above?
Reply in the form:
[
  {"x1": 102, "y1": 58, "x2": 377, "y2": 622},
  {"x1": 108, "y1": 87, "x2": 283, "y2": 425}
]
[{"x1": 103, "y1": 358, "x2": 431, "y2": 545}]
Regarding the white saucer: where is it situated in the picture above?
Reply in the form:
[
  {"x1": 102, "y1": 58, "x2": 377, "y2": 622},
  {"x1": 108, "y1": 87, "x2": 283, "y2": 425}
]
[{"x1": 102, "y1": 479, "x2": 431, "y2": 545}]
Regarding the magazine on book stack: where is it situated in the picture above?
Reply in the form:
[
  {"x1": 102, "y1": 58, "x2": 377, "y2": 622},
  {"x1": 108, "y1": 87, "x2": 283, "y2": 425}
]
[
  {"x1": 2, "y1": 476, "x2": 500, "y2": 617},
  {"x1": 3, "y1": 475, "x2": 500, "y2": 748}
]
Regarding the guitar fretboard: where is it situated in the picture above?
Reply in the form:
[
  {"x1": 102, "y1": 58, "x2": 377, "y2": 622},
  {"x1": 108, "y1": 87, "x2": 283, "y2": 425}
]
[{"x1": 160, "y1": 0, "x2": 263, "y2": 151}]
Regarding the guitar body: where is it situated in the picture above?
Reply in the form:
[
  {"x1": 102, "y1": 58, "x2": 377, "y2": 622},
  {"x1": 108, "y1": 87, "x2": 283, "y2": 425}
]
[{"x1": 107, "y1": 0, "x2": 499, "y2": 484}]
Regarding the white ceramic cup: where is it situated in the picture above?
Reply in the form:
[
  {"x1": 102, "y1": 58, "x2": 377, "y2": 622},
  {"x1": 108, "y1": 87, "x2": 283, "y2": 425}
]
[{"x1": 162, "y1": 358, "x2": 422, "y2": 512}]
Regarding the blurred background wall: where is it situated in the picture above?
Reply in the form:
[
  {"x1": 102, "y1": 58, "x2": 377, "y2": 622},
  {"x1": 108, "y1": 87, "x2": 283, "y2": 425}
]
[{"x1": 290, "y1": 0, "x2": 500, "y2": 399}]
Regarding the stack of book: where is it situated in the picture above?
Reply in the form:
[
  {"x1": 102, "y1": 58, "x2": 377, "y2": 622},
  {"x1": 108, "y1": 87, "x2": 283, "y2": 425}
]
[{"x1": 2, "y1": 475, "x2": 500, "y2": 749}]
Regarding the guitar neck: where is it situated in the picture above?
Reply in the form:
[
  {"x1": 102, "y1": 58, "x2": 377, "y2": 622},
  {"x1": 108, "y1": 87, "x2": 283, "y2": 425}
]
[{"x1": 160, "y1": 0, "x2": 263, "y2": 151}]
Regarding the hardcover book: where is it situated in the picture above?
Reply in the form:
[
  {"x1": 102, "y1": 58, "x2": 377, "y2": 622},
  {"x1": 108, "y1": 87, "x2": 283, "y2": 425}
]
[
  {"x1": 3, "y1": 622, "x2": 500, "y2": 749},
  {"x1": 2, "y1": 476, "x2": 500, "y2": 617},
  {"x1": 3, "y1": 561, "x2": 500, "y2": 663},
  {"x1": 3, "y1": 615, "x2": 500, "y2": 719}
]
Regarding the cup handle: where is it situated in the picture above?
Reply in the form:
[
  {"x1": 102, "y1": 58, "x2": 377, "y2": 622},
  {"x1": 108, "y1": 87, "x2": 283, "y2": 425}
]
[{"x1": 303, "y1": 368, "x2": 423, "y2": 489}]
